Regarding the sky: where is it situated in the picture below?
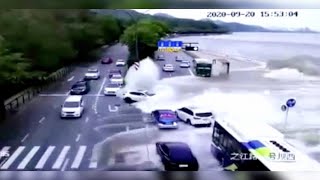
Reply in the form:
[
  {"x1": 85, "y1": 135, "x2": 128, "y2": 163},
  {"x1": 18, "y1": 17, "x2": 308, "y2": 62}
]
[{"x1": 133, "y1": 9, "x2": 320, "y2": 31}]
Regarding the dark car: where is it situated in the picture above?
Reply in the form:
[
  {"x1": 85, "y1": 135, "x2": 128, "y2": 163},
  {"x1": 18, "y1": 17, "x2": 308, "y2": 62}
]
[
  {"x1": 156, "y1": 54, "x2": 165, "y2": 61},
  {"x1": 101, "y1": 57, "x2": 113, "y2": 64},
  {"x1": 70, "y1": 81, "x2": 90, "y2": 95},
  {"x1": 151, "y1": 110, "x2": 178, "y2": 129},
  {"x1": 108, "y1": 69, "x2": 122, "y2": 78},
  {"x1": 156, "y1": 142, "x2": 199, "y2": 171}
]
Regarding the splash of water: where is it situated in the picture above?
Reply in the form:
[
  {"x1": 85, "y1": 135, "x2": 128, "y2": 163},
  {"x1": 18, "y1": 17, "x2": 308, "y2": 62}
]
[
  {"x1": 123, "y1": 57, "x2": 160, "y2": 91},
  {"x1": 264, "y1": 68, "x2": 320, "y2": 81},
  {"x1": 267, "y1": 55, "x2": 320, "y2": 76}
]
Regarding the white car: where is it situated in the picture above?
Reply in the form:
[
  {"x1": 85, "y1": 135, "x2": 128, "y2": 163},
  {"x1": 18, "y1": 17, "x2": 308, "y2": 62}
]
[
  {"x1": 122, "y1": 90, "x2": 155, "y2": 103},
  {"x1": 116, "y1": 59, "x2": 126, "y2": 66},
  {"x1": 163, "y1": 64, "x2": 175, "y2": 72},
  {"x1": 110, "y1": 74, "x2": 124, "y2": 85},
  {"x1": 175, "y1": 56, "x2": 183, "y2": 62},
  {"x1": 180, "y1": 61, "x2": 190, "y2": 68},
  {"x1": 176, "y1": 107, "x2": 214, "y2": 126},
  {"x1": 156, "y1": 54, "x2": 165, "y2": 61},
  {"x1": 60, "y1": 95, "x2": 84, "y2": 118},
  {"x1": 104, "y1": 83, "x2": 122, "y2": 96},
  {"x1": 84, "y1": 68, "x2": 100, "y2": 80}
]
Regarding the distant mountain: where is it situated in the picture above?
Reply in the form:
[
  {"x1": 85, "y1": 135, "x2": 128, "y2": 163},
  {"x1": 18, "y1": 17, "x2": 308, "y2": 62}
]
[
  {"x1": 153, "y1": 13, "x2": 176, "y2": 18},
  {"x1": 92, "y1": 10, "x2": 229, "y2": 34},
  {"x1": 91, "y1": 9, "x2": 146, "y2": 20},
  {"x1": 209, "y1": 19, "x2": 272, "y2": 32},
  {"x1": 201, "y1": 19, "x2": 317, "y2": 33}
]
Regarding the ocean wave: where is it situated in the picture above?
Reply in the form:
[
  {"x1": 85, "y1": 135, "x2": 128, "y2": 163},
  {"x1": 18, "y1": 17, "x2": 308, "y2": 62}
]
[{"x1": 266, "y1": 55, "x2": 320, "y2": 76}]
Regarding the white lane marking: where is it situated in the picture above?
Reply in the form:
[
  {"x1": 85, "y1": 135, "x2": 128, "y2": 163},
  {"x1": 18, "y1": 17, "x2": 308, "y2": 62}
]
[
  {"x1": 61, "y1": 158, "x2": 69, "y2": 171},
  {"x1": 21, "y1": 133, "x2": 29, "y2": 143},
  {"x1": 89, "y1": 161, "x2": 97, "y2": 169},
  {"x1": 52, "y1": 146, "x2": 71, "y2": 169},
  {"x1": 85, "y1": 117, "x2": 89, "y2": 123},
  {"x1": 67, "y1": 76, "x2": 74, "y2": 82},
  {"x1": 108, "y1": 105, "x2": 118, "y2": 112},
  {"x1": 0, "y1": 146, "x2": 25, "y2": 169},
  {"x1": 39, "y1": 117, "x2": 45, "y2": 124},
  {"x1": 71, "y1": 146, "x2": 87, "y2": 169},
  {"x1": 93, "y1": 77, "x2": 107, "y2": 114},
  {"x1": 187, "y1": 68, "x2": 194, "y2": 76},
  {"x1": 35, "y1": 146, "x2": 55, "y2": 169},
  {"x1": 17, "y1": 146, "x2": 40, "y2": 169},
  {"x1": 75, "y1": 134, "x2": 81, "y2": 142}
]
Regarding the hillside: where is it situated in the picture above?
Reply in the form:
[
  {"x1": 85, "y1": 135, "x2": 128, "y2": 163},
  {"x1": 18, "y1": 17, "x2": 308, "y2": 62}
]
[
  {"x1": 92, "y1": 10, "x2": 229, "y2": 34},
  {"x1": 202, "y1": 19, "x2": 317, "y2": 33}
]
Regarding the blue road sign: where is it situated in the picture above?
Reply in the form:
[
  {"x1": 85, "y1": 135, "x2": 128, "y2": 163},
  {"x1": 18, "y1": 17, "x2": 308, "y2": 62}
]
[
  {"x1": 171, "y1": 41, "x2": 176, "y2": 47},
  {"x1": 158, "y1": 41, "x2": 164, "y2": 47},
  {"x1": 286, "y1": 98, "x2": 296, "y2": 108},
  {"x1": 281, "y1": 105, "x2": 287, "y2": 111},
  {"x1": 163, "y1": 41, "x2": 169, "y2": 47},
  {"x1": 158, "y1": 40, "x2": 184, "y2": 48}
]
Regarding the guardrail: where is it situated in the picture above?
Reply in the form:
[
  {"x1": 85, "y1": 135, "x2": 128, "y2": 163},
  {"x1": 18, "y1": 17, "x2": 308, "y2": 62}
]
[{"x1": 4, "y1": 67, "x2": 72, "y2": 113}]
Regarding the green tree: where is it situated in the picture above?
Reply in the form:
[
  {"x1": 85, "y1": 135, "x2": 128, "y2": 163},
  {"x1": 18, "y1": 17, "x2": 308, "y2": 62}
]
[
  {"x1": 0, "y1": 9, "x2": 124, "y2": 121},
  {"x1": 120, "y1": 19, "x2": 169, "y2": 67},
  {"x1": 95, "y1": 15, "x2": 122, "y2": 44},
  {"x1": 0, "y1": 36, "x2": 33, "y2": 121}
]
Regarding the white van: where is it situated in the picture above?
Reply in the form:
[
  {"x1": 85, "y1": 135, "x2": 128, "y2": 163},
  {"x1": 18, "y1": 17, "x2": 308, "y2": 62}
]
[{"x1": 60, "y1": 95, "x2": 84, "y2": 118}]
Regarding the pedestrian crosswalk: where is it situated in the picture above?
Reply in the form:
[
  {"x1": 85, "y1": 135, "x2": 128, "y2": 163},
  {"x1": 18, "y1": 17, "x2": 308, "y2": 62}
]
[{"x1": 0, "y1": 145, "x2": 97, "y2": 170}]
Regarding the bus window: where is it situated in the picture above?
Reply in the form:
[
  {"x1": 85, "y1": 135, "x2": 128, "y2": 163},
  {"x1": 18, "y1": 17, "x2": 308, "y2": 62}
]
[{"x1": 213, "y1": 127, "x2": 220, "y2": 145}]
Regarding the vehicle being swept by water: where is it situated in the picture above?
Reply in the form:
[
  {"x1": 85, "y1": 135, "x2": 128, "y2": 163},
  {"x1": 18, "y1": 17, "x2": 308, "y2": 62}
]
[{"x1": 211, "y1": 118, "x2": 320, "y2": 171}]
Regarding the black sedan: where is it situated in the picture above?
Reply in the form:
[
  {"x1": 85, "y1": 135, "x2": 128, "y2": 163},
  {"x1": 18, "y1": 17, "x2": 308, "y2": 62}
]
[
  {"x1": 156, "y1": 142, "x2": 199, "y2": 171},
  {"x1": 70, "y1": 81, "x2": 90, "y2": 95}
]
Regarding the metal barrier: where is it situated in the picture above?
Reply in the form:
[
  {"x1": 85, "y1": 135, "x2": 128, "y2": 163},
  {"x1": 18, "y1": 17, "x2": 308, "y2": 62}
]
[{"x1": 4, "y1": 67, "x2": 72, "y2": 112}]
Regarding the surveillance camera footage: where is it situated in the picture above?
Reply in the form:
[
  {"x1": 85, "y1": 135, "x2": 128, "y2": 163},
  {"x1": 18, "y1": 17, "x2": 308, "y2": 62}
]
[{"x1": 0, "y1": 9, "x2": 320, "y2": 180}]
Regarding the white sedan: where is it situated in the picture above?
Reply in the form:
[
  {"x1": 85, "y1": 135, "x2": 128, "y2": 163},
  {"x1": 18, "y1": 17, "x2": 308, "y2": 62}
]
[
  {"x1": 104, "y1": 83, "x2": 122, "y2": 96},
  {"x1": 116, "y1": 59, "x2": 126, "y2": 66},
  {"x1": 162, "y1": 64, "x2": 175, "y2": 72},
  {"x1": 110, "y1": 74, "x2": 124, "y2": 85},
  {"x1": 122, "y1": 90, "x2": 155, "y2": 103},
  {"x1": 180, "y1": 61, "x2": 190, "y2": 68},
  {"x1": 84, "y1": 68, "x2": 100, "y2": 80}
]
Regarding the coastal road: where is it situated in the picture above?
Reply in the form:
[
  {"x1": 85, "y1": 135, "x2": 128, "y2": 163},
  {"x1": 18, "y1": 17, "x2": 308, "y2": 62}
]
[{"x1": 0, "y1": 45, "x2": 194, "y2": 171}]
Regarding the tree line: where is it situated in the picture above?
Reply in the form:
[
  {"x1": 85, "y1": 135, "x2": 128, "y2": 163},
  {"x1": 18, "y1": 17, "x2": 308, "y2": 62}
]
[
  {"x1": 0, "y1": 9, "x2": 226, "y2": 121},
  {"x1": 0, "y1": 9, "x2": 124, "y2": 121}
]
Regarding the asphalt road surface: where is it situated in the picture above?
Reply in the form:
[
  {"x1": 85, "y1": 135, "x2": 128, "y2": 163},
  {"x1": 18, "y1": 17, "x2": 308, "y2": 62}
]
[{"x1": 0, "y1": 44, "x2": 194, "y2": 171}]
